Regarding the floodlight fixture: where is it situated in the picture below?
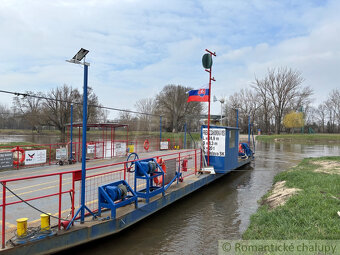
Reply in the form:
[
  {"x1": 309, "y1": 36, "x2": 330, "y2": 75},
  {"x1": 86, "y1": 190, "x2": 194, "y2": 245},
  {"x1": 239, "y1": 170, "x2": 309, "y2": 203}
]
[
  {"x1": 73, "y1": 48, "x2": 89, "y2": 61},
  {"x1": 66, "y1": 48, "x2": 90, "y2": 66}
]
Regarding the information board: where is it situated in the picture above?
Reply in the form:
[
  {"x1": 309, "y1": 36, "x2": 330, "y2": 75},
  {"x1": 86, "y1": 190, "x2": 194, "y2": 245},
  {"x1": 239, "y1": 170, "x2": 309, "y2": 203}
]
[
  {"x1": 114, "y1": 142, "x2": 126, "y2": 156},
  {"x1": 25, "y1": 150, "x2": 46, "y2": 165},
  {"x1": 0, "y1": 152, "x2": 13, "y2": 169},
  {"x1": 87, "y1": 144, "x2": 95, "y2": 154},
  {"x1": 160, "y1": 141, "x2": 169, "y2": 150},
  {"x1": 56, "y1": 147, "x2": 67, "y2": 160},
  {"x1": 202, "y1": 128, "x2": 226, "y2": 157}
]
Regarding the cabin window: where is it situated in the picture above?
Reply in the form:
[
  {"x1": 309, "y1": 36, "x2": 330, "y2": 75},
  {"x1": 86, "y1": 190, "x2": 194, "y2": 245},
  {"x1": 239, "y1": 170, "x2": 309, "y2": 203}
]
[{"x1": 229, "y1": 130, "x2": 236, "y2": 148}]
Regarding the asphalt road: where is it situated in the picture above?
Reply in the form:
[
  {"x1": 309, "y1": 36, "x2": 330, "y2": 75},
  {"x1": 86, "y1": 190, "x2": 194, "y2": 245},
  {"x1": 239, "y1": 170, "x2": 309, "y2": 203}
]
[{"x1": 0, "y1": 149, "x2": 196, "y2": 237}]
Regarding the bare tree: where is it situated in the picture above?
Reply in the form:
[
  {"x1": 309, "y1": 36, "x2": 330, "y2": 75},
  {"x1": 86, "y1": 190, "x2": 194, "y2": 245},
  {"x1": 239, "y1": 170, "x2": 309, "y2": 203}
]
[
  {"x1": 43, "y1": 85, "x2": 80, "y2": 136},
  {"x1": 252, "y1": 77, "x2": 274, "y2": 134},
  {"x1": 315, "y1": 104, "x2": 327, "y2": 133},
  {"x1": 134, "y1": 98, "x2": 156, "y2": 131},
  {"x1": 155, "y1": 84, "x2": 203, "y2": 132},
  {"x1": 225, "y1": 89, "x2": 260, "y2": 133},
  {"x1": 73, "y1": 86, "x2": 102, "y2": 123},
  {"x1": 253, "y1": 67, "x2": 312, "y2": 134},
  {"x1": 115, "y1": 111, "x2": 138, "y2": 131},
  {"x1": 13, "y1": 92, "x2": 44, "y2": 132},
  {"x1": 326, "y1": 89, "x2": 340, "y2": 132}
]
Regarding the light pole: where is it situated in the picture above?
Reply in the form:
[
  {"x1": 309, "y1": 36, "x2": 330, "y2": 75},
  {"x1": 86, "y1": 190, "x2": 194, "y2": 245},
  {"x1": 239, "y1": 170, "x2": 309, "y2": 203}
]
[
  {"x1": 213, "y1": 95, "x2": 225, "y2": 126},
  {"x1": 66, "y1": 48, "x2": 95, "y2": 228},
  {"x1": 70, "y1": 103, "x2": 73, "y2": 161}
]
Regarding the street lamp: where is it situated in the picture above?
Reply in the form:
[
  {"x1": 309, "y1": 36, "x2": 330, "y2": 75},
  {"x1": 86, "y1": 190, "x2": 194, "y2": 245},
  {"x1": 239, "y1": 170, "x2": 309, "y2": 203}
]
[
  {"x1": 66, "y1": 48, "x2": 95, "y2": 228},
  {"x1": 213, "y1": 95, "x2": 225, "y2": 126}
]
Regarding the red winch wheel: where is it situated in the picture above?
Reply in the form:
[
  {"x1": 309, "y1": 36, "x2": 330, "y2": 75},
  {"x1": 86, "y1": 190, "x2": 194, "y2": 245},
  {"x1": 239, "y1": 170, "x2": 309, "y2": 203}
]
[
  {"x1": 143, "y1": 139, "x2": 150, "y2": 151},
  {"x1": 11, "y1": 146, "x2": 25, "y2": 165}
]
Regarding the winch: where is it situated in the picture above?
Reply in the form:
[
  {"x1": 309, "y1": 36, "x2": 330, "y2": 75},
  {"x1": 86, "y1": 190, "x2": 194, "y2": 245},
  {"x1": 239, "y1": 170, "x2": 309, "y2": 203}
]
[{"x1": 98, "y1": 180, "x2": 137, "y2": 219}]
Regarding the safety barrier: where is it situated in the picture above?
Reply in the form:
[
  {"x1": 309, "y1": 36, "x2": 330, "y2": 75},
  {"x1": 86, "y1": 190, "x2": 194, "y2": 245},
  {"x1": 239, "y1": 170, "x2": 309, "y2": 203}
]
[
  {"x1": 0, "y1": 148, "x2": 201, "y2": 248},
  {"x1": 0, "y1": 137, "x2": 185, "y2": 171}
]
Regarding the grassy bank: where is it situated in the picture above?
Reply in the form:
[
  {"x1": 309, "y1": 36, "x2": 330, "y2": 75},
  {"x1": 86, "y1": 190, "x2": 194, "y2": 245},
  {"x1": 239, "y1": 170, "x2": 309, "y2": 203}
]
[
  {"x1": 0, "y1": 129, "x2": 61, "y2": 135},
  {"x1": 256, "y1": 133, "x2": 340, "y2": 144},
  {"x1": 0, "y1": 142, "x2": 37, "y2": 147},
  {"x1": 243, "y1": 156, "x2": 340, "y2": 240}
]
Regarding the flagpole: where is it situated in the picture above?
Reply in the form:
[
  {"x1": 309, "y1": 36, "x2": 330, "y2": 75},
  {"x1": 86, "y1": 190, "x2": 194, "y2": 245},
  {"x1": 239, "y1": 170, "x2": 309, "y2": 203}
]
[
  {"x1": 205, "y1": 49, "x2": 216, "y2": 166},
  {"x1": 207, "y1": 66, "x2": 212, "y2": 165}
]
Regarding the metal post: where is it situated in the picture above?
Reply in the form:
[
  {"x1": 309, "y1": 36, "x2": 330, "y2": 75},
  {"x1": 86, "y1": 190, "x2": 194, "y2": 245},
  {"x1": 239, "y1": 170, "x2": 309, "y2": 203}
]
[
  {"x1": 236, "y1": 109, "x2": 239, "y2": 128},
  {"x1": 2, "y1": 181, "x2": 6, "y2": 248},
  {"x1": 248, "y1": 115, "x2": 251, "y2": 145},
  {"x1": 58, "y1": 174, "x2": 62, "y2": 230},
  {"x1": 160, "y1": 116, "x2": 162, "y2": 141},
  {"x1": 80, "y1": 64, "x2": 88, "y2": 223},
  {"x1": 220, "y1": 102, "x2": 223, "y2": 126},
  {"x1": 70, "y1": 103, "x2": 73, "y2": 160},
  {"x1": 65, "y1": 60, "x2": 96, "y2": 229},
  {"x1": 184, "y1": 122, "x2": 187, "y2": 149},
  {"x1": 204, "y1": 49, "x2": 216, "y2": 166},
  {"x1": 207, "y1": 66, "x2": 212, "y2": 165}
]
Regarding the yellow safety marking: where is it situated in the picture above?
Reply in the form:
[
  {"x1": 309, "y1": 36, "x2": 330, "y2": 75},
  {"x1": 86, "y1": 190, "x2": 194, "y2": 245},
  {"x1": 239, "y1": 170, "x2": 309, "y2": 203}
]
[
  {"x1": 0, "y1": 157, "x2": 113, "y2": 179},
  {"x1": 0, "y1": 220, "x2": 16, "y2": 228},
  {"x1": 0, "y1": 178, "x2": 72, "y2": 194},
  {"x1": 0, "y1": 181, "x2": 73, "y2": 200}
]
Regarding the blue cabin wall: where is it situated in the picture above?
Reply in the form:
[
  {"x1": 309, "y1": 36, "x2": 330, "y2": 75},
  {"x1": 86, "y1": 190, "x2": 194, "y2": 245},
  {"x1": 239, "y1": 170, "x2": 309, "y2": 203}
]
[{"x1": 201, "y1": 125, "x2": 240, "y2": 173}]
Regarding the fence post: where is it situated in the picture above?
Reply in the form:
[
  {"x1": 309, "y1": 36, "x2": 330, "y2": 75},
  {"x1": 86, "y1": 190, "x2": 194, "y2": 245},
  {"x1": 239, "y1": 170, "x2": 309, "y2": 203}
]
[
  {"x1": 17, "y1": 150, "x2": 19, "y2": 170},
  {"x1": 58, "y1": 175, "x2": 62, "y2": 230},
  {"x1": 178, "y1": 152, "x2": 181, "y2": 173},
  {"x1": 2, "y1": 181, "x2": 6, "y2": 248},
  {"x1": 49, "y1": 144, "x2": 52, "y2": 165},
  {"x1": 195, "y1": 150, "x2": 197, "y2": 175},
  {"x1": 200, "y1": 149, "x2": 202, "y2": 169},
  {"x1": 72, "y1": 175, "x2": 75, "y2": 220},
  {"x1": 124, "y1": 162, "x2": 127, "y2": 181}
]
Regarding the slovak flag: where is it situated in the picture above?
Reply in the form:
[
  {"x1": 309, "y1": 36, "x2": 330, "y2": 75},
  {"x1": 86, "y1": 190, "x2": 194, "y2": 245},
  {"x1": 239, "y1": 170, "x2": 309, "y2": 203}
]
[{"x1": 187, "y1": 87, "x2": 210, "y2": 102}]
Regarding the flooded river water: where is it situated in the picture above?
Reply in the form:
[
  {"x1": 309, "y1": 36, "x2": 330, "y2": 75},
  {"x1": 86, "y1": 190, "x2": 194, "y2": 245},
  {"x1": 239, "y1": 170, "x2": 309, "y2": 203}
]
[{"x1": 53, "y1": 141, "x2": 340, "y2": 255}]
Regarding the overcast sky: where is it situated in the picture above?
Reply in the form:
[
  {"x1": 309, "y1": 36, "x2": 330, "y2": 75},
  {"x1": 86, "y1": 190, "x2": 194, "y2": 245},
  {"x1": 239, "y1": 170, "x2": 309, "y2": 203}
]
[{"x1": 1, "y1": 0, "x2": 339, "y2": 118}]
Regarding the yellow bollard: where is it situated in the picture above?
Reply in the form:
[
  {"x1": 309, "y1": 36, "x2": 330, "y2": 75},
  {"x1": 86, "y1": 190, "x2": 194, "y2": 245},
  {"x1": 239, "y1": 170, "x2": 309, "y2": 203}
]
[
  {"x1": 16, "y1": 218, "x2": 28, "y2": 237},
  {"x1": 40, "y1": 213, "x2": 51, "y2": 231}
]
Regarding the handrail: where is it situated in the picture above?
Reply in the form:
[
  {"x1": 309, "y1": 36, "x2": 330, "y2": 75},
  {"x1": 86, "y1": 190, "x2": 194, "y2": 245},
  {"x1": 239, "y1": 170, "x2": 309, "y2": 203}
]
[{"x1": 0, "y1": 148, "x2": 200, "y2": 248}]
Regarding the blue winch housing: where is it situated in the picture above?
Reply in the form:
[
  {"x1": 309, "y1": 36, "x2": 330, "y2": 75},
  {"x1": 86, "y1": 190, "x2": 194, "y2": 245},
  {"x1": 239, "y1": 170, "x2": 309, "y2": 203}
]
[
  {"x1": 98, "y1": 180, "x2": 137, "y2": 219},
  {"x1": 134, "y1": 158, "x2": 165, "y2": 203}
]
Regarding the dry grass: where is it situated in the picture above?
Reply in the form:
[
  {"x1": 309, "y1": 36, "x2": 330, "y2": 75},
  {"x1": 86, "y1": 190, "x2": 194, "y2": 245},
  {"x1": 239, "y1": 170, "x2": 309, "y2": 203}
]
[
  {"x1": 262, "y1": 180, "x2": 301, "y2": 209},
  {"x1": 312, "y1": 160, "x2": 340, "y2": 175}
]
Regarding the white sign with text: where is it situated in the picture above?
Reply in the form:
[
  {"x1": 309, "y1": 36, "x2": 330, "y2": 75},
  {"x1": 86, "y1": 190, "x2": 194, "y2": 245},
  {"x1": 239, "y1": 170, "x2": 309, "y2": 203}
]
[
  {"x1": 202, "y1": 128, "x2": 226, "y2": 157},
  {"x1": 56, "y1": 147, "x2": 67, "y2": 160},
  {"x1": 87, "y1": 144, "x2": 95, "y2": 154},
  {"x1": 114, "y1": 142, "x2": 126, "y2": 156},
  {"x1": 160, "y1": 141, "x2": 169, "y2": 150}
]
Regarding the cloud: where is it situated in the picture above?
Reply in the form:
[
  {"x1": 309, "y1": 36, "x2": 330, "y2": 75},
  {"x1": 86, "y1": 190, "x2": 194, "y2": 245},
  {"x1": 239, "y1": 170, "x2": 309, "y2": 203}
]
[{"x1": 0, "y1": 0, "x2": 339, "y2": 117}]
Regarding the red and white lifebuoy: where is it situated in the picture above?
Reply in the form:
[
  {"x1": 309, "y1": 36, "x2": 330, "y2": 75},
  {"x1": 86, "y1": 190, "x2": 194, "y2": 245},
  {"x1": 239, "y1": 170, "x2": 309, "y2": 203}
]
[
  {"x1": 11, "y1": 146, "x2": 25, "y2": 165},
  {"x1": 143, "y1": 139, "x2": 150, "y2": 151}
]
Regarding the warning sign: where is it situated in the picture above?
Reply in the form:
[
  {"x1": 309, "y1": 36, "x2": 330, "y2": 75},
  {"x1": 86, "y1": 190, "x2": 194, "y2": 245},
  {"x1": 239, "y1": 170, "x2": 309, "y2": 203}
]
[
  {"x1": 0, "y1": 152, "x2": 13, "y2": 169},
  {"x1": 87, "y1": 144, "x2": 95, "y2": 154},
  {"x1": 202, "y1": 128, "x2": 226, "y2": 157}
]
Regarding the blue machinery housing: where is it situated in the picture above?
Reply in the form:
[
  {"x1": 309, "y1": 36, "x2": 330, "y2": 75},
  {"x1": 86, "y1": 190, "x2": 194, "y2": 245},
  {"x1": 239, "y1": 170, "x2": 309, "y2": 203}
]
[{"x1": 2, "y1": 125, "x2": 254, "y2": 255}]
